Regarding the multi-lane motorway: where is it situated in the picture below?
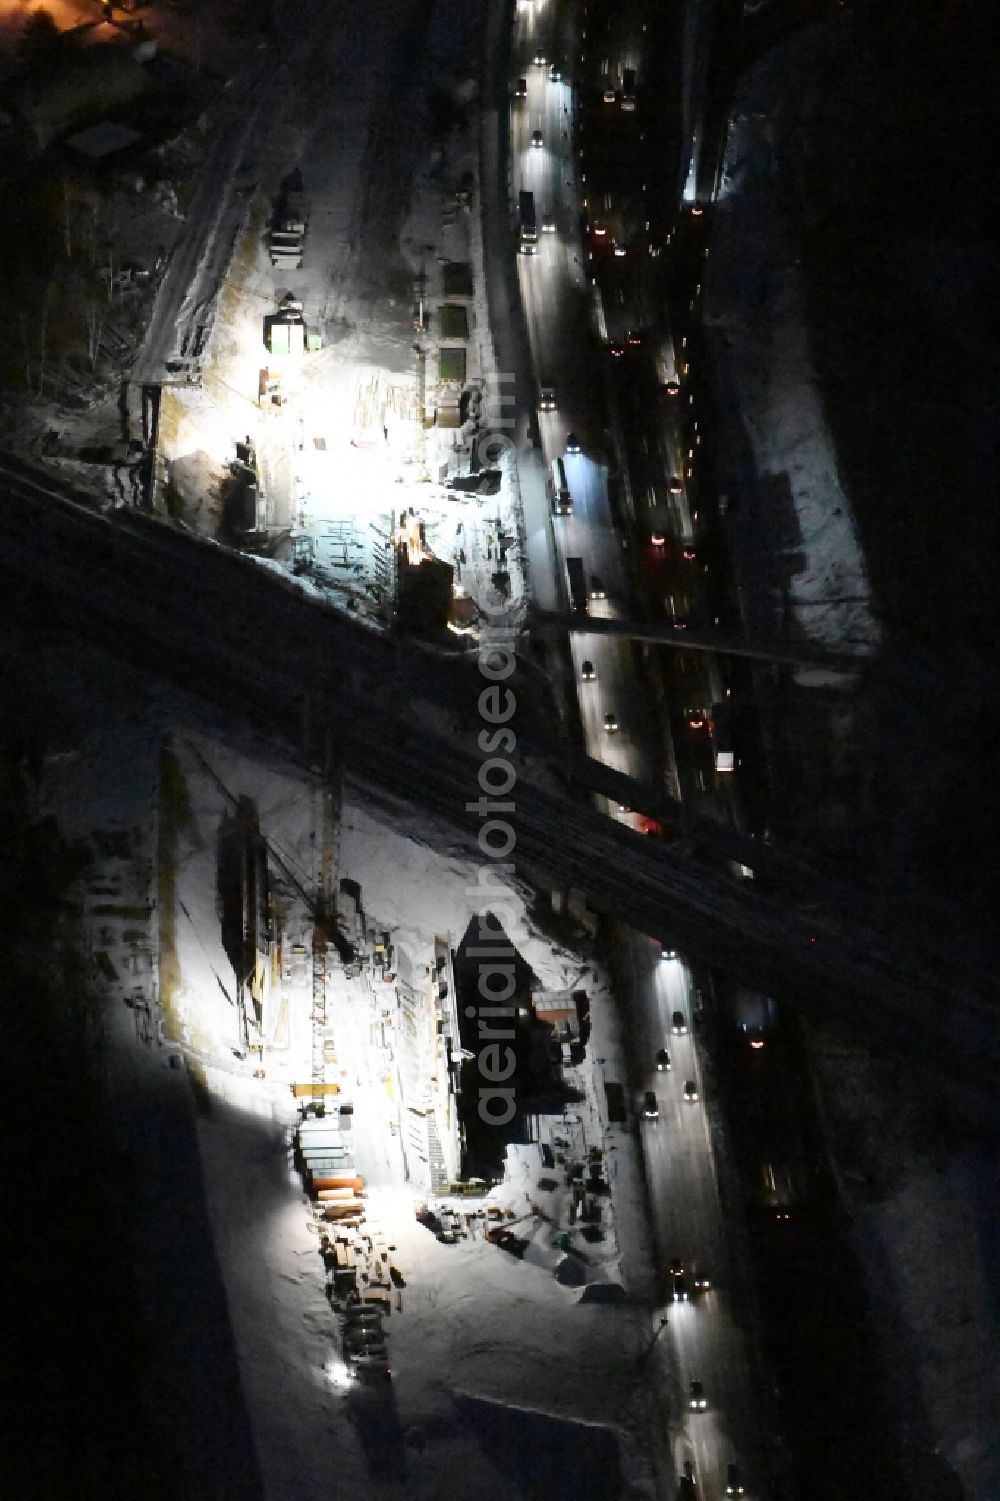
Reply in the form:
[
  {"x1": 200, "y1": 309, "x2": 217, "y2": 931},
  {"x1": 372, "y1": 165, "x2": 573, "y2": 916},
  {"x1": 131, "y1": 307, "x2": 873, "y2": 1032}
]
[{"x1": 510, "y1": 7, "x2": 763, "y2": 1491}]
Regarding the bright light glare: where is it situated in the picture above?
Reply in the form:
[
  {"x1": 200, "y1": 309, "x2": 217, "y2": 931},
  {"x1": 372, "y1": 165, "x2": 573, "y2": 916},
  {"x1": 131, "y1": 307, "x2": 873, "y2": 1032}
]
[{"x1": 326, "y1": 1358, "x2": 354, "y2": 1389}]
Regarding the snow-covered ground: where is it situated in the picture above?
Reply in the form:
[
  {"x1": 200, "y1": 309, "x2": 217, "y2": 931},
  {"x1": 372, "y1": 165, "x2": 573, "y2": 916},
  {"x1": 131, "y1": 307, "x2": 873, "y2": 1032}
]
[
  {"x1": 705, "y1": 18, "x2": 1000, "y2": 1498},
  {"x1": 26, "y1": 618, "x2": 659, "y2": 1499},
  {"x1": 150, "y1": 0, "x2": 529, "y2": 637},
  {"x1": 706, "y1": 39, "x2": 881, "y2": 675}
]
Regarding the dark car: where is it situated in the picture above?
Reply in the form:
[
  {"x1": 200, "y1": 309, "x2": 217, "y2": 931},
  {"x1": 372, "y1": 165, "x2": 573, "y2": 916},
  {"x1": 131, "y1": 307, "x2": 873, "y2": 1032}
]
[
  {"x1": 643, "y1": 1091, "x2": 659, "y2": 1119},
  {"x1": 672, "y1": 1273, "x2": 689, "y2": 1302},
  {"x1": 531, "y1": 129, "x2": 543, "y2": 148},
  {"x1": 590, "y1": 575, "x2": 606, "y2": 599},
  {"x1": 726, "y1": 1463, "x2": 745, "y2": 1496},
  {"x1": 565, "y1": 432, "x2": 581, "y2": 454},
  {"x1": 689, "y1": 1379, "x2": 707, "y2": 1410},
  {"x1": 656, "y1": 1048, "x2": 671, "y2": 1072},
  {"x1": 604, "y1": 712, "x2": 620, "y2": 733},
  {"x1": 672, "y1": 1010, "x2": 687, "y2": 1035},
  {"x1": 669, "y1": 1256, "x2": 684, "y2": 1277},
  {"x1": 581, "y1": 659, "x2": 596, "y2": 681},
  {"x1": 683, "y1": 1079, "x2": 699, "y2": 1103}
]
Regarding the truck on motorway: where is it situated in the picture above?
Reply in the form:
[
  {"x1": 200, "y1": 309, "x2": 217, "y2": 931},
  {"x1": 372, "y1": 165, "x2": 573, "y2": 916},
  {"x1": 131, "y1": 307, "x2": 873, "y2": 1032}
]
[
  {"x1": 566, "y1": 556, "x2": 589, "y2": 615},
  {"x1": 519, "y1": 190, "x2": 538, "y2": 254},
  {"x1": 551, "y1": 457, "x2": 572, "y2": 514},
  {"x1": 710, "y1": 701, "x2": 734, "y2": 773},
  {"x1": 759, "y1": 1160, "x2": 796, "y2": 1220}
]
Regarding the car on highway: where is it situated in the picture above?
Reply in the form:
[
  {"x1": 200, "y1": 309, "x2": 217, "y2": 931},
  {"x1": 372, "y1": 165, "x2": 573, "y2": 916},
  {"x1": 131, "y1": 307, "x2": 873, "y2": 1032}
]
[
  {"x1": 689, "y1": 1379, "x2": 707, "y2": 1410},
  {"x1": 531, "y1": 129, "x2": 543, "y2": 148},
  {"x1": 651, "y1": 531, "x2": 666, "y2": 548},
  {"x1": 661, "y1": 947, "x2": 678, "y2": 961},
  {"x1": 542, "y1": 212, "x2": 556, "y2": 233},
  {"x1": 608, "y1": 343, "x2": 625, "y2": 359},
  {"x1": 565, "y1": 432, "x2": 581, "y2": 453},
  {"x1": 549, "y1": 59, "x2": 564, "y2": 81},
  {"x1": 533, "y1": 49, "x2": 546, "y2": 65},
  {"x1": 604, "y1": 712, "x2": 620, "y2": 734},
  {"x1": 671, "y1": 1272, "x2": 689, "y2": 1302},
  {"x1": 626, "y1": 329, "x2": 642, "y2": 346},
  {"x1": 642, "y1": 1091, "x2": 659, "y2": 1119},
  {"x1": 655, "y1": 1048, "x2": 671, "y2": 1072},
  {"x1": 581, "y1": 659, "x2": 596, "y2": 681},
  {"x1": 691, "y1": 1264, "x2": 711, "y2": 1291},
  {"x1": 603, "y1": 81, "x2": 617, "y2": 104},
  {"x1": 670, "y1": 1257, "x2": 684, "y2": 1277},
  {"x1": 514, "y1": 77, "x2": 527, "y2": 98},
  {"x1": 613, "y1": 242, "x2": 627, "y2": 257},
  {"x1": 671, "y1": 1010, "x2": 687, "y2": 1034},
  {"x1": 678, "y1": 1477, "x2": 695, "y2": 1501},
  {"x1": 668, "y1": 474, "x2": 684, "y2": 494},
  {"x1": 590, "y1": 575, "x2": 605, "y2": 599},
  {"x1": 539, "y1": 385, "x2": 556, "y2": 409},
  {"x1": 683, "y1": 1079, "x2": 699, "y2": 1103},
  {"x1": 726, "y1": 1464, "x2": 745, "y2": 1496}
]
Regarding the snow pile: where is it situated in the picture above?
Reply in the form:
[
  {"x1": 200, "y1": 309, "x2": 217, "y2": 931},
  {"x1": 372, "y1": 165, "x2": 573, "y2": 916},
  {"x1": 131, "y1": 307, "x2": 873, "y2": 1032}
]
[{"x1": 340, "y1": 797, "x2": 578, "y2": 995}]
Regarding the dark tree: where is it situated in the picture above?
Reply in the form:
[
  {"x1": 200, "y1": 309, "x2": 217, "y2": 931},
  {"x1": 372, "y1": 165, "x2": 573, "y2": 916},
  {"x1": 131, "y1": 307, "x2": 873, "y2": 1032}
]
[{"x1": 17, "y1": 8, "x2": 61, "y2": 65}]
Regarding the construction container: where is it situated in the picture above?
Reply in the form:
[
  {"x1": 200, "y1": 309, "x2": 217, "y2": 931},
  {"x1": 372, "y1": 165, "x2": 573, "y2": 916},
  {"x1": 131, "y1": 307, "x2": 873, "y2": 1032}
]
[
  {"x1": 310, "y1": 1174, "x2": 365, "y2": 1194},
  {"x1": 334, "y1": 1244, "x2": 358, "y2": 1273},
  {"x1": 360, "y1": 1288, "x2": 392, "y2": 1314},
  {"x1": 299, "y1": 1117, "x2": 342, "y2": 1135},
  {"x1": 304, "y1": 1156, "x2": 354, "y2": 1173},
  {"x1": 320, "y1": 1200, "x2": 364, "y2": 1220}
]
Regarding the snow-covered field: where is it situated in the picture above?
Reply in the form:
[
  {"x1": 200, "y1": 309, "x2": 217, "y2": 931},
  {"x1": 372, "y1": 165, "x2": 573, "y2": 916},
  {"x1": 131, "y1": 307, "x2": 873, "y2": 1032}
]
[
  {"x1": 706, "y1": 40, "x2": 880, "y2": 675},
  {"x1": 26, "y1": 619, "x2": 658, "y2": 1499}
]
